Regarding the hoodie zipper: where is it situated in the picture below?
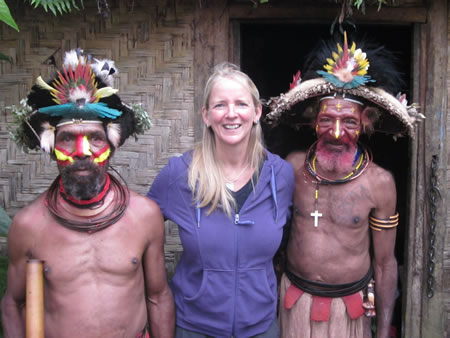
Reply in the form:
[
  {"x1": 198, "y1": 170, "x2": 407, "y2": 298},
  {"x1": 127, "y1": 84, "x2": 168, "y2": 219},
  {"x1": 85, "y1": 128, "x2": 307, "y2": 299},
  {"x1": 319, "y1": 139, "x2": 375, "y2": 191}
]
[{"x1": 232, "y1": 213, "x2": 239, "y2": 335}]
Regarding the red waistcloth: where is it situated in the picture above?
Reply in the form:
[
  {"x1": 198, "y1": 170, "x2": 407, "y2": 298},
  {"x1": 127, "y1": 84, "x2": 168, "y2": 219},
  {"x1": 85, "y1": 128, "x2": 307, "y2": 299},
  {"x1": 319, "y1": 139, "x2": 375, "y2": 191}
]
[{"x1": 284, "y1": 282, "x2": 364, "y2": 322}]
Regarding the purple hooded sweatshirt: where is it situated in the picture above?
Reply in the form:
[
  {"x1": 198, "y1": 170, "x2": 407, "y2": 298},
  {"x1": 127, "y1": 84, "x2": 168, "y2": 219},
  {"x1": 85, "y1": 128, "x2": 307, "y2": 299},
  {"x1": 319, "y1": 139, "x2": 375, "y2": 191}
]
[{"x1": 147, "y1": 150, "x2": 294, "y2": 337}]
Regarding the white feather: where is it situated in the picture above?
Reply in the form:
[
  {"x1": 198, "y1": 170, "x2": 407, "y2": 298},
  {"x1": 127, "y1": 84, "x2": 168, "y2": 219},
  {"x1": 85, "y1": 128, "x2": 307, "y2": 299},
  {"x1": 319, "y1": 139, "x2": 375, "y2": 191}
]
[
  {"x1": 107, "y1": 123, "x2": 121, "y2": 148},
  {"x1": 63, "y1": 49, "x2": 86, "y2": 69},
  {"x1": 91, "y1": 58, "x2": 118, "y2": 87},
  {"x1": 40, "y1": 122, "x2": 55, "y2": 153}
]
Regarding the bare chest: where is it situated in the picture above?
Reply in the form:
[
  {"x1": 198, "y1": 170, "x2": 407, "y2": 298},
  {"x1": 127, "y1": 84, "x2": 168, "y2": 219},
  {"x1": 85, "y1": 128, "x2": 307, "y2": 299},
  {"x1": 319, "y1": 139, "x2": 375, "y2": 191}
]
[
  {"x1": 30, "y1": 219, "x2": 146, "y2": 286},
  {"x1": 293, "y1": 170, "x2": 375, "y2": 228}
]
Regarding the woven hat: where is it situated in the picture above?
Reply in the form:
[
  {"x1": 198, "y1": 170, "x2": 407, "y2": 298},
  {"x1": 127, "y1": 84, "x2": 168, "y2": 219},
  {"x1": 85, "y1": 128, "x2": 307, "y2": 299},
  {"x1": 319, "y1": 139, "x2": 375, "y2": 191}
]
[{"x1": 265, "y1": 32, "x2": 424, "y2": 137}]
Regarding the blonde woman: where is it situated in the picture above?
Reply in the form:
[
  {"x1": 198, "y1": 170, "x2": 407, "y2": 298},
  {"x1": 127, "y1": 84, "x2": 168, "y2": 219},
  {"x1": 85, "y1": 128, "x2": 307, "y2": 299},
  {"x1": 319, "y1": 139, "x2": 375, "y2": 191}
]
[{"x1": 147, "y1": 63, "x2": 294, "y2": 338}]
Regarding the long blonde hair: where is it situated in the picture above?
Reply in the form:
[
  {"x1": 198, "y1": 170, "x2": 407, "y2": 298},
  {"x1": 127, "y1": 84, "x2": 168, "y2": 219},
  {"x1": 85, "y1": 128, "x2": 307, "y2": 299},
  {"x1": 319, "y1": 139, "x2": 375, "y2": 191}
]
[{"x1": 188, "y1": 63, "x2": 265, "y2": 216}]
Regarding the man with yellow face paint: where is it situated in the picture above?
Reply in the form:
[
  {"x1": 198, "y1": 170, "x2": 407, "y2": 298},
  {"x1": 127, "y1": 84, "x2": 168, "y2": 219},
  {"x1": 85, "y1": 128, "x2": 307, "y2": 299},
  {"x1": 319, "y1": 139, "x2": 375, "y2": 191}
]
[
  {"x1": 2, "y1": 50, "x2": 175, "y2": 338},
  {"x1": 266, "y1": 33, "x2": 423, "y2": 338}
]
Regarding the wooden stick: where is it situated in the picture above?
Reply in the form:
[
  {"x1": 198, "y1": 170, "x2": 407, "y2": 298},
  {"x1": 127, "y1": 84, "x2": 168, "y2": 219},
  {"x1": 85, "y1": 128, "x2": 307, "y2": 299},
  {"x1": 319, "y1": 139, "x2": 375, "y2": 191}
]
[{"x1": 26, "y1": 259, "x2": 44, "y2": 338}]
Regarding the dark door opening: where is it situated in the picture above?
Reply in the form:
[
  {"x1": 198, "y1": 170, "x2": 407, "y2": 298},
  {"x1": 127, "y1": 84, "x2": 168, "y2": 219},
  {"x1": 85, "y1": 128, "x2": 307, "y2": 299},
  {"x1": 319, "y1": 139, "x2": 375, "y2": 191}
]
[{"x1": 240, "y1": 22, "x2": 413, "y2": 335}]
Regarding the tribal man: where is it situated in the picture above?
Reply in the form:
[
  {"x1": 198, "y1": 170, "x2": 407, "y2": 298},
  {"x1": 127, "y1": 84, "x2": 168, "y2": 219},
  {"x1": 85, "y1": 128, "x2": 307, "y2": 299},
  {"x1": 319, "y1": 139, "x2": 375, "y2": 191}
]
[
  {"x1": 1, "y1": 50, "x2": 175, "y2": 337},
  {"x1": 266, "y1": 33, "x2": 423, "y2": 338}
]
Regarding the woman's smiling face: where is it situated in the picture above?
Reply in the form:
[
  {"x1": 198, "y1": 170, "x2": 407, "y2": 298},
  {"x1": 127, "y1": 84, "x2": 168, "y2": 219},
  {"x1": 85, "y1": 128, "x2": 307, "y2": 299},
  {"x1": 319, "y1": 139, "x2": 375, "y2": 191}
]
[{"x1": 202, "y1": 77, "x2": 261, "y2": 149}]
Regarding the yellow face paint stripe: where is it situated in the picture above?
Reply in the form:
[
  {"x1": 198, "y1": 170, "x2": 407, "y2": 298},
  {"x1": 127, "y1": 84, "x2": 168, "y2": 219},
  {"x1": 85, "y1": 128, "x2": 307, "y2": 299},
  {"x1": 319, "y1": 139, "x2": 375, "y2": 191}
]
[
  {"x1": 54, "y1": 148, "x2": 74, "y2": 163},
  {"x1": 93, "y1": 147, "x2": 111, "y2": 164},
  {"x1": 335, "y1": 120, "x2": 340, "y2": 139}
]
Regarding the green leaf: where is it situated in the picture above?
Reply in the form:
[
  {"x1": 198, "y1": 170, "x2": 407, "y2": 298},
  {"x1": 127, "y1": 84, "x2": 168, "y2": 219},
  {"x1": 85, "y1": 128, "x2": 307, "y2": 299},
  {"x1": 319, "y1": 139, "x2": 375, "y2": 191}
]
[
  {"x1": 26, "y1": 0, "x2": 83, "y2": 15},
  {"x1": 353, "y1": 0, "x2": 364, "y2": 9},
  {"x1": 0, "y1": 0, "x2": 19, "y2": 31},
  {"x1": 0, "y1": 52, "x2": 11, "y2": 62}
]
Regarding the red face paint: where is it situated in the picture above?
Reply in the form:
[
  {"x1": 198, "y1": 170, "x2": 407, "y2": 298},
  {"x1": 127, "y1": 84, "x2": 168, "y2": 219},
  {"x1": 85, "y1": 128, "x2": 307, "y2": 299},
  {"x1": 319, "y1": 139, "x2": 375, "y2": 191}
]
[
  {"x1": 54, "y1": 133, "x2": 110, "y2": 166},
  {"x1": 315, "y1": 98, "x2": 363, "y2": 174}
]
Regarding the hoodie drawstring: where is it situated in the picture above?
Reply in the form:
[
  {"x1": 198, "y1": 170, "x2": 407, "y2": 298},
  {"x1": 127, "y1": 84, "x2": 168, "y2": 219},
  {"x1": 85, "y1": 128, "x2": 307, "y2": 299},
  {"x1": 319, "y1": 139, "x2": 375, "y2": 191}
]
[{"x1": 271, "y1": 165, "x2": 278, "y2": 222}]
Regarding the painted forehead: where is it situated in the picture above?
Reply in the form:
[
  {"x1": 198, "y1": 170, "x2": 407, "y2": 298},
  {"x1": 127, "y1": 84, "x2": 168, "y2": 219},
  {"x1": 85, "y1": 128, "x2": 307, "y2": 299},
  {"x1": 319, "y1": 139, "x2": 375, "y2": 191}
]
[{"x1": 319, "y1": 98, "x2": 364, "y2": 115}]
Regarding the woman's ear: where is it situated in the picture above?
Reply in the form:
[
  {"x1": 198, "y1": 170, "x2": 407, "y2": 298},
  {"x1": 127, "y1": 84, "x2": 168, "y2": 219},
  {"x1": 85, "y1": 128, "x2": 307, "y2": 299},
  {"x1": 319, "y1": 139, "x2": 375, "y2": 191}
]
[
  {"x1": 202, "y1": 107, "x2": 210, "y2": 127},
  {"x1": 255, "y1": 104, "x2": 262, "y2": 123}
]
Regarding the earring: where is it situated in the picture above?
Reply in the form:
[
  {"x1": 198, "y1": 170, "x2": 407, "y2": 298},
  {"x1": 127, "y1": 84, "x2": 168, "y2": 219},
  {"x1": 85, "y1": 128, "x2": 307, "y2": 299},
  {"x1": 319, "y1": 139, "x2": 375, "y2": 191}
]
[{"x1": 253, "y1": 120, "x2": 259, "y2": 125}]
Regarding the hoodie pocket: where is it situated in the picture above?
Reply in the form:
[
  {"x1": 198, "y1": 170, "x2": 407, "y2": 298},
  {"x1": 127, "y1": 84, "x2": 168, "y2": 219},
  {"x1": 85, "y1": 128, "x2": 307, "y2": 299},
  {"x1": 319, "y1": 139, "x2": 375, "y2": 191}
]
[
  {"x1": 183, "y1": 269, "x2": 234, "y2": 332},
  {"x1": 236, "y1": 268, "x2": 277, "y2": 327}
]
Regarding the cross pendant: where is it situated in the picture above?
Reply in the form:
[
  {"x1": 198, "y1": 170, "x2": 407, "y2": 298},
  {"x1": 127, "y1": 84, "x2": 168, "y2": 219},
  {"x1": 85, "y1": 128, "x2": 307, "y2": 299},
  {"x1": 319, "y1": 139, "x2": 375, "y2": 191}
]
[{"x1": 310, "y1": 210, "x2": 322, "y2": 227}]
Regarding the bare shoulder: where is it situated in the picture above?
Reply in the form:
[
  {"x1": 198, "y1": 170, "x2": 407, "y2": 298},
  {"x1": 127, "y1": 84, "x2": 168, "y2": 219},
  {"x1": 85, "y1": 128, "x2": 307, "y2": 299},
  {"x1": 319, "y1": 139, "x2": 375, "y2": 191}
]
[
  {"x1": 366, "y1": 162, "x2": 395, "y2": 189},
  {"x1": 366, "y1": 163, "x2": 397, "y2": 213},
  {"x1": 10, "y1": 193, "x2": 47, "y2": 234},
  {"x1": 127, "y1": 191, "x2": 164, "y2": 236},
  {"x1": 8, "y1": 193, "x2": 48, "y2": 257},
  {"x1": 286, "y1": 151, "x2": 306, "y2": 172},
  {"x1": 128, "y1": 191, "x2": 161, "y2": 217}
]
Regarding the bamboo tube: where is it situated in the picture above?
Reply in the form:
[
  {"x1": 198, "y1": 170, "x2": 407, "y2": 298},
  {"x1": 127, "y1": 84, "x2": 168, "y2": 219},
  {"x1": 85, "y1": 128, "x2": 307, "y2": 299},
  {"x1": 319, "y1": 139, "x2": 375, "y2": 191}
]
[{"x1": 26, "y1": 259, "x2": 44, "y2": 338}]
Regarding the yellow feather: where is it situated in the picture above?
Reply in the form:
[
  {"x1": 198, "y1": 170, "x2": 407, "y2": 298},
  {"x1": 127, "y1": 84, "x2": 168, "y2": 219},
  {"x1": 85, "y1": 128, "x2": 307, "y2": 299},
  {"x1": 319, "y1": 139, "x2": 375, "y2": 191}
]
[
  {"x1": 350, "y1": 42, "x2": 356, "y2": 54},
  {"x1": 337, "y1": 43, "x2": 343, "y2": 54},
  {"x1": 95, "y1": 87, "x2": 119, "y2": 99},
  {"x1": 332, "y1": 52, "x2": 339, "y2": 61},
  {"x1": 36, "y1": 76, "x2": 57, "y2": 92},
  {"x1": 326, "y1": 58, "x2": 335, "y2": 66}
]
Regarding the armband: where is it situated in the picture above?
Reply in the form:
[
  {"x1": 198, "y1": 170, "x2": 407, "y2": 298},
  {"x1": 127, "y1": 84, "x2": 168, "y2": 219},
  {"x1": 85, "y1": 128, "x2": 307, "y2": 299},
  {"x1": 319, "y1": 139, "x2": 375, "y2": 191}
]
[{"x1": 369, "y1": 212, "x2": 399, "y2": 231}]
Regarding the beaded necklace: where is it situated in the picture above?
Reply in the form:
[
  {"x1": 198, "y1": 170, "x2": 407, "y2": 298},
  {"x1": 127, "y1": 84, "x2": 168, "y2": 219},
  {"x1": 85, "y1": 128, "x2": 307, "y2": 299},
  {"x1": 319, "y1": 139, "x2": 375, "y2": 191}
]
[{"x1": 304, "y1": 142, "x2": 372, "y2": 227}]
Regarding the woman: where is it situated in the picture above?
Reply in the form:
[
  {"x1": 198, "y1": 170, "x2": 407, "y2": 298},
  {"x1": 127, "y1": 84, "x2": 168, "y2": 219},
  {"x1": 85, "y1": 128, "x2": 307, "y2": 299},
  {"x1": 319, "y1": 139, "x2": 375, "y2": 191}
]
[{"x1": 147, "y1": 63, "x2": 294, "y2": 338}]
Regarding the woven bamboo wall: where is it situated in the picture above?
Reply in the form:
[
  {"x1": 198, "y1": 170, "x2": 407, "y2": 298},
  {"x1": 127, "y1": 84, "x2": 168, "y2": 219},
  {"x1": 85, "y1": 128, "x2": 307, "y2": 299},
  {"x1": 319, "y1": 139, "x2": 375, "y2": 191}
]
[{"x1": 0, "y1": 0, "x2": 195, "y2": 275}]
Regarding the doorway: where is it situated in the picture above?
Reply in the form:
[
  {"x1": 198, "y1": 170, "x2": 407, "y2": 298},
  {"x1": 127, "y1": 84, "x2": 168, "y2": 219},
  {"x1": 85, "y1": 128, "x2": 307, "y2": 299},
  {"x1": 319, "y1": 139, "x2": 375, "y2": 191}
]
[{"x1": 239, "y1": 22, "x2": 413, "y2": 335}]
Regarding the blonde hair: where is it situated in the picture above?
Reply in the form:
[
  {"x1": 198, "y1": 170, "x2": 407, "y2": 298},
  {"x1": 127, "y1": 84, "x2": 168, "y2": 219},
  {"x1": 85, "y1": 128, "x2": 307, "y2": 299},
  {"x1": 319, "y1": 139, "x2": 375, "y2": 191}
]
[{"x1": 188, "y1": 63, "x2": 265, "y2": 217}]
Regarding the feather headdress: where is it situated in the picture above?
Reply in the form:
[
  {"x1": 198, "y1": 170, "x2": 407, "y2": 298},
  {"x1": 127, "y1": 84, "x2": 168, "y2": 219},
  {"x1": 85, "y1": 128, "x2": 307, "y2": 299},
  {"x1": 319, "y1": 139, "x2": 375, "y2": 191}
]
[
  {"x1": 265, "y1": 32, "x2": 423, "y2": 137},
  {"x1": 10, "y1": 49, "x2": 151, "y2": 153}
]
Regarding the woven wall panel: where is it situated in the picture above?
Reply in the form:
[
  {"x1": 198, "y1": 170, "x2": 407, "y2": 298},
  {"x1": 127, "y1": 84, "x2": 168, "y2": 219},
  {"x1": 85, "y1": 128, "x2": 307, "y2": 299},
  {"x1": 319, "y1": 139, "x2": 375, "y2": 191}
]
[{"x1": 0, "y1": 0, "x2": 194, "y2": 269}]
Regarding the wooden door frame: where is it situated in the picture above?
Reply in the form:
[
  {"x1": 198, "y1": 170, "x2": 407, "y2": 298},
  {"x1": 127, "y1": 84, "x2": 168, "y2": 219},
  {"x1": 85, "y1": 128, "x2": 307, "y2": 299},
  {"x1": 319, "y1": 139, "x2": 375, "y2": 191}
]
[{"x1": 193, "y1": 1, "x2": 448, "y2": 336}]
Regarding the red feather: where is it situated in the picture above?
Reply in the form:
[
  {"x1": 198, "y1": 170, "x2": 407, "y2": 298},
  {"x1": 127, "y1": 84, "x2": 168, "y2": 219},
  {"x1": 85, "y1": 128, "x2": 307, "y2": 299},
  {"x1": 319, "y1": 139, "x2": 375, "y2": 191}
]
[{"x1": 289, "y1": 70, "x2": 302, "y2": 90}]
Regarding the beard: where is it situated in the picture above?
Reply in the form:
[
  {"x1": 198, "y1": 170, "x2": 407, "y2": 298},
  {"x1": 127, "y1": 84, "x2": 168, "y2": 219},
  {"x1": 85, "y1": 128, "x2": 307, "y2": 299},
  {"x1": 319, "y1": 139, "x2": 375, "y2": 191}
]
[
  {"x1": 315, "y1": 137, "x2": 358, "y2": 175},
  {"x1": 59, "y1": 158, "x2": 108, "y2": 201}
]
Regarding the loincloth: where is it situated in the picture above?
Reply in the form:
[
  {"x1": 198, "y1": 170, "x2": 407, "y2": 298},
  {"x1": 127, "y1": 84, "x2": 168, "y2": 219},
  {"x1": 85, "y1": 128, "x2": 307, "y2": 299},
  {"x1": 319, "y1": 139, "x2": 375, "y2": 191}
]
[
  {"x1": 136, "y1": 326, "x2": 150, "y2": 338},
  {"x1": 278, "y1": 273, "x2": 372, "y2": 338}
]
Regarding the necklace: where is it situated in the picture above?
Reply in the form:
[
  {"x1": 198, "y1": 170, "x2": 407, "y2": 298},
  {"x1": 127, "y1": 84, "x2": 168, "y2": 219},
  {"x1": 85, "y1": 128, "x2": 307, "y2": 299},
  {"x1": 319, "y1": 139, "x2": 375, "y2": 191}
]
[
  {"x1": 225, "y1": 163, "x2": 250, "y2": 190},
  {"x1": 304, "y1": 142, "x2": 372, "y2": 228},
  {"x1": 45, "y1": 169, "x2": 130, "y2": 233}
]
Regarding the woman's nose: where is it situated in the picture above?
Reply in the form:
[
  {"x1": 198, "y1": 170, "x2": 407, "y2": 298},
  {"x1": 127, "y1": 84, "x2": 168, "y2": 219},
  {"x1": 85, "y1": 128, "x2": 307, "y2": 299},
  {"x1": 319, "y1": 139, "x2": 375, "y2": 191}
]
[{"x1": 226, "y1": 104, "x2": 237, "y2": 117}]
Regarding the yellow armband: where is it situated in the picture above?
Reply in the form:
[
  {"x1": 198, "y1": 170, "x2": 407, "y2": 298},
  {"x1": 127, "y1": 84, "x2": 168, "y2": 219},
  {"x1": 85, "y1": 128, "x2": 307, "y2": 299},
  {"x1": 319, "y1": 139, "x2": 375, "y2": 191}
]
[{"x1": 369, "y1": 212, "x2": 399, "y2": 231}]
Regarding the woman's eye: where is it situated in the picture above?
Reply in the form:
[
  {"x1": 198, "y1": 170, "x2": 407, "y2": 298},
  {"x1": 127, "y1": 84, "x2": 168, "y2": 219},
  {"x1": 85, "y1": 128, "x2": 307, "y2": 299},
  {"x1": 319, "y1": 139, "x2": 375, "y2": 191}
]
[{"x1": 213, "y1": 103, "x2": 224, "y2": 109}]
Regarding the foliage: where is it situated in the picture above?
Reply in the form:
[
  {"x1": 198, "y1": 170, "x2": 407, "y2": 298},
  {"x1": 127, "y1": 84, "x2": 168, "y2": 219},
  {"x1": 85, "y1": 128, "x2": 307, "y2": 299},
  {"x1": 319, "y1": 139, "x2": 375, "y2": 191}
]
[
  {"x1": 0, "y1": 0, "x2": 18, "y2": 31},
  {"x1": 7, "y1": 98, "x2": 35, "y2": 153},
  {"x1": 0, "y1": 0, "x2": 84, "y2": 34},
  {"x1": 28, "y1": 0, "x2": 84, "y2": 16},
  {"x1": 130, "y1": 103, "x2": 152, "y2": 137},
  {"x1": 0, "y1": 255, "x2": 8, "y2": 337}
]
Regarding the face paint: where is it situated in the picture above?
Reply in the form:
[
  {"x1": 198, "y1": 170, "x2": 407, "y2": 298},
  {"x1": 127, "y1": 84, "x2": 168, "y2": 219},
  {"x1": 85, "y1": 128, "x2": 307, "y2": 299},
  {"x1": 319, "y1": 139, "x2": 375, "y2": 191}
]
[
  {"x1": 334, "y1": 119, "x2": 340, "y2": 139},
  {"x1": 92, "y1": 145, "x2": 111, "y2": 165},
  {"x1": 54, "y1": 133, "x2": 111, "y2": 166},
  {"x1": 316, "y1": 98, "x2": 363, "y2": 146}
]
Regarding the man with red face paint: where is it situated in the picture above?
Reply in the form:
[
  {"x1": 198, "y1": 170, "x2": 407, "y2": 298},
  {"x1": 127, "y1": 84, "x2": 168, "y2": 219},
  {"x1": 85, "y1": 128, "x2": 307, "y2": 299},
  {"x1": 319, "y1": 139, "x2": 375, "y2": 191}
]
[
  {"x1": 266, "y1": 33, "x2": 423, "y2": 338},
  {"x1": 2, "y1": 50, "x2": 175, "y2": 338}
]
